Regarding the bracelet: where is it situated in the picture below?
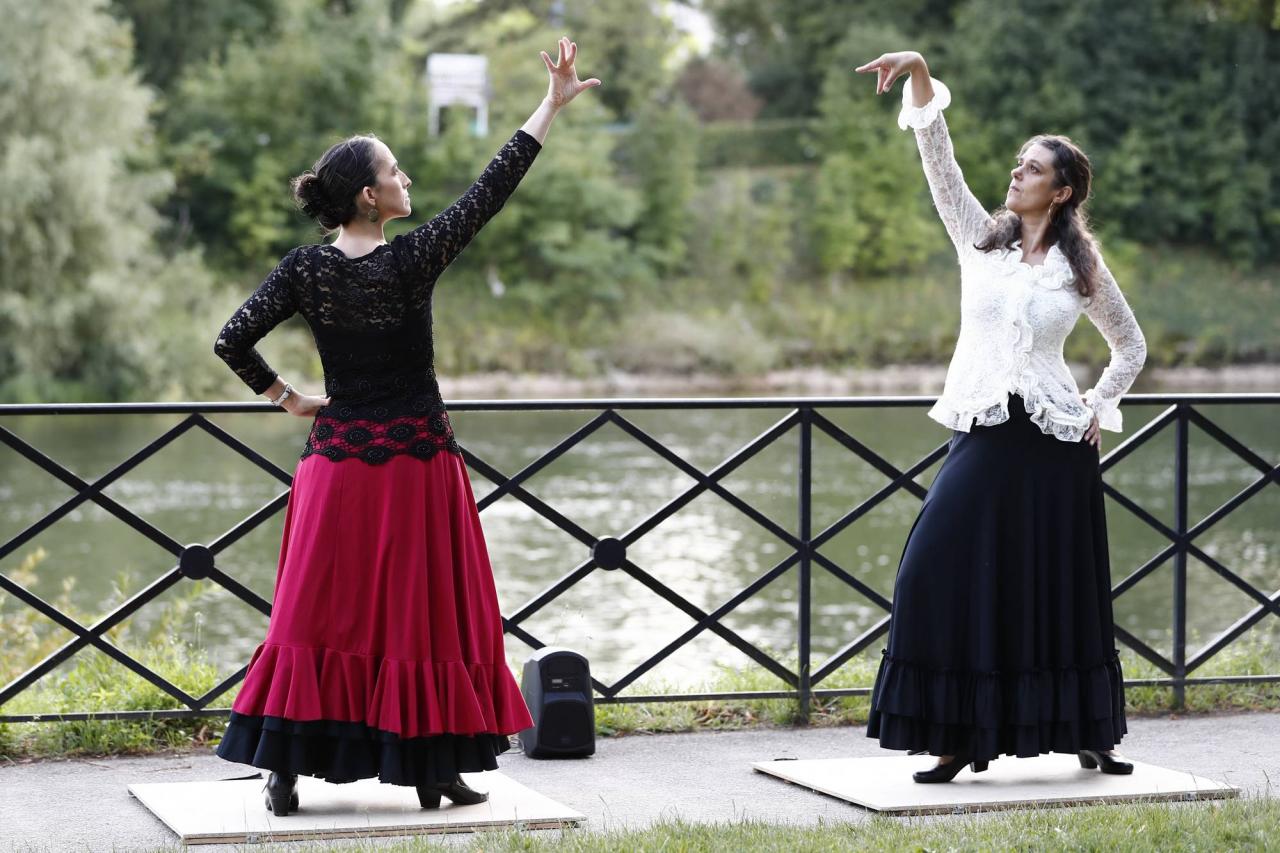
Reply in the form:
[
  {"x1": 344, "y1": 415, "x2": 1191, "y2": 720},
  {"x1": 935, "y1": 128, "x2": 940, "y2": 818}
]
[{"x1": 269, "y1": 383, "x2": 294, "y2": 407}]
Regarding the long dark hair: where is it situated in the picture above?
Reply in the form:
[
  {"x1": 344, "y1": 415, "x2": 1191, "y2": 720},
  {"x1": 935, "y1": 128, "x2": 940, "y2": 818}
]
[
  {"x1": 974, "y1": 134, "x2": 1099, "y2": 298},
  {"x1": 290, "y1": 135, "x2": 380, "y2": 231}
]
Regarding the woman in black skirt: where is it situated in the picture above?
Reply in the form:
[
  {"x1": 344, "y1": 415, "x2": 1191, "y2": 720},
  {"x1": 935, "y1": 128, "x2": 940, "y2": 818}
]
[{"x1": 854, "y1": 50, "x2": 1147, "y2": 783}]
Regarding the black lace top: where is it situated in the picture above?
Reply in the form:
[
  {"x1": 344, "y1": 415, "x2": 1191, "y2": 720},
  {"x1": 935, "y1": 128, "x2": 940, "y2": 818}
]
[{"x1": 214, "y1": 130, "x2": 541, "y2": 464}]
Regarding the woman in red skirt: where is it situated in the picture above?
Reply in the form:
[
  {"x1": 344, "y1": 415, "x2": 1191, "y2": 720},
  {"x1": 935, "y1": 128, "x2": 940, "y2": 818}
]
[{"x1": 212, "y1": 38, "x2": 600, "y2": 815}]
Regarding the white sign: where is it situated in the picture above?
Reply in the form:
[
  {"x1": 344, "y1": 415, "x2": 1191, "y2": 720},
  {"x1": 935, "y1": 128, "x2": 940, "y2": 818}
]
[{"x1": 426, "y1": 53, "x2": 490, "y2": 136}]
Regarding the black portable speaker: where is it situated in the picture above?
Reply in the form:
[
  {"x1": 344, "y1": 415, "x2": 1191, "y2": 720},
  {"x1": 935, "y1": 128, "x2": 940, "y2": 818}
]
[{"x1": 518, "y1": 647, "x2": 595, "y2": 758}]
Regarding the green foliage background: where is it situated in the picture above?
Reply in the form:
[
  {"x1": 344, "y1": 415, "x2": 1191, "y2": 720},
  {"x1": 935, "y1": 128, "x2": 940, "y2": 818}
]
[{"x1": 1, "y1": 0, "x2": 1277, "y2": 402}]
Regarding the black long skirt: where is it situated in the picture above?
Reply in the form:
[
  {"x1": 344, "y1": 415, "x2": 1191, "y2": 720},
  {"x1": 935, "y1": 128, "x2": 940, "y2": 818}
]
[{"x1": 865, "y1": 395, "x2": 1127, "y2": 762}]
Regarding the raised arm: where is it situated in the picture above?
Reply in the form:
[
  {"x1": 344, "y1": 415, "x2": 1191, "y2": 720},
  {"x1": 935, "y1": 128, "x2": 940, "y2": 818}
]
[
  {"x1": 394, "y1": 37, "x2": 600, "y2": 286},
  {"x1": 1081, "y1": 256, "x2": 1147, "y2": 432},
  {"x1": 855, "y1": 51, "x2": 992, "y2": 252},
  {"x1": 392, "y1": 131, "x2": 542, "y2": 286},
  {"x1": 214, "y1": 249, "x2": 299, "y2": 395}
]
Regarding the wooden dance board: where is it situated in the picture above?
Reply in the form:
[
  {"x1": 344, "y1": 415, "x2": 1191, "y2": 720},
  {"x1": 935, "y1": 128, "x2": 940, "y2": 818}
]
[
  {"x1": 752, "y1": 755, "x2": 1239, "y2": 815},
  {"x1": 127, "y1": 771, "x2": 583, "y2": 845}
]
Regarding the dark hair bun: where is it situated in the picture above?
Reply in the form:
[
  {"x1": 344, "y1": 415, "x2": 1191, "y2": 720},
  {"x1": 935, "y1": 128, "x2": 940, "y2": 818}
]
[
  {"x1": 290, "y1": 135, "x2": 380, "y2": 232},
  {"x1": 291, "y1": 171, "x2": 349, "y2": 231},
  {"x1": 291, "y1": 172, "x2": 323, "y2": 215}
]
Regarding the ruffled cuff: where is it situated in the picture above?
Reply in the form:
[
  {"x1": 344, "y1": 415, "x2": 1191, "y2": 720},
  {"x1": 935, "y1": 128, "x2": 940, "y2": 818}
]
[
  {"x1": 898, "y1": 77, "x2": 951, "y2": 131},
  {"x1": 1083, "y1": 389, "x2": 1123, "y2": 432}
]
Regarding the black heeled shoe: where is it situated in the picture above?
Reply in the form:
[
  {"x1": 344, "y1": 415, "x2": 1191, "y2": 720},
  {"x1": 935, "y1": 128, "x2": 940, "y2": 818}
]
[
  {"x1": 912, "y1": 749, "x2": 990, "y2": 784},
  {"x1": 416, "y1": 776, "x2": 489, "y2": 809},
  {"x1": 264, "y1": 771, "x2": 299, "y2": 815},
  {"x1": 1078, "y1": 749, "x2": 1134, "y2": 775}
]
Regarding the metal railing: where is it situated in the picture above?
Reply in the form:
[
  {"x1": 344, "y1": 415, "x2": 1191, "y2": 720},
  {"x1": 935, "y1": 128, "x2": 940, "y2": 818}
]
[{"x1": 1, "y1": 394, "x2": 1276, "y2": 724}]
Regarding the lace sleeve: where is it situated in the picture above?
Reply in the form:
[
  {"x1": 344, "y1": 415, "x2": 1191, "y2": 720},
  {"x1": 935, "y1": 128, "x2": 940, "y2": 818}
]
[
  {"x1": 899, "y1": 78, "x2": 992, "y2": 253},
  {"x1": 392, "y1": 129, "x2": 541, "y2": 288},
  {"x1": 213, "y1": 248, "x2": 299, "y2": 395},
  {"x1": 1082, "y1": 255, "x2": 1147, "y2": 431}
]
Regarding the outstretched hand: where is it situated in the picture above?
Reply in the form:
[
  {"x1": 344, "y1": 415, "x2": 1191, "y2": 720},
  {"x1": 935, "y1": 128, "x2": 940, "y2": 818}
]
[
  {"x1": 854, "y1": 51, "x2": 923, "y2": 95},
  {"x1": 541, "y1": 36, "x2": 601, "y2": 108}
]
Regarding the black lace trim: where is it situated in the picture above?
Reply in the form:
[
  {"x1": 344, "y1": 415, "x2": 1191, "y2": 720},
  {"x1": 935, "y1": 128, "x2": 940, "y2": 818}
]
[{"x1": 301, "y1": 407, "x2": 461, "y2": 465}]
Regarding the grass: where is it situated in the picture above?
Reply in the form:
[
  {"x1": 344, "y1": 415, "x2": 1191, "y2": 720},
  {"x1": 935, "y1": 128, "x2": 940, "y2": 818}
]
[
  {"x1": 3, "y1": 547, "x2": 1278, "y2": 760},
  {"x1": 0, "y1": 548, "x2": 230, "y2": 761},
  {"x1": 222, "y1": 244, "x2": 1280, "y2": 391},
  {"x1": 422, "y1": 243, "x2": 1280, "y2": 379},
  {"x1": 126, "y1": 799, "x2": 1280, "y2": 852},
  {"x1": 593, "y1": 636, "x2": 1280, "y2": 737},
  {"x1": 0, "y1": 641, "x2": 226, "y2": 760}
]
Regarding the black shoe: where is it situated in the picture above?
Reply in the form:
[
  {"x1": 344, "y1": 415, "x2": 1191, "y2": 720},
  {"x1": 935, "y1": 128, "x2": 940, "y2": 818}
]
[
  {"x1": 912, "y1": 750, "x2": 990, "y2": 784},
  {"x1": 264, "y1": 771, "x2": 299, "y2": 815},
  {"x1": 417, "y1": 776, "x2": 489, "y2": 808},
  {"x1": 1078, "y1": 749, "x2": 1134, "y2": 775}
]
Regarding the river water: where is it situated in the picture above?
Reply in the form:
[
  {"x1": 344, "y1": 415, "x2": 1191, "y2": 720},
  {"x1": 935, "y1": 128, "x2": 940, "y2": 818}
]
[{"x1": 1, "y1": 397, "x2": 1276, "y2": 699}]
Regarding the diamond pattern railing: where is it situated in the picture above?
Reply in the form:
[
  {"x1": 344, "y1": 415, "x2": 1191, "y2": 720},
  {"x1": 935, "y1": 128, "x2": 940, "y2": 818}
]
[{"x1": 1, "y1": 394, "x2": 1276, "y2": 724}]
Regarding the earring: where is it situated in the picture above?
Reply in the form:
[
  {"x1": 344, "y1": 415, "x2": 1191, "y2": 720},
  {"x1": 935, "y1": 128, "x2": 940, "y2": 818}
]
[{"x1": 367, "y1": 206, "x2": 379, "y2": 222}]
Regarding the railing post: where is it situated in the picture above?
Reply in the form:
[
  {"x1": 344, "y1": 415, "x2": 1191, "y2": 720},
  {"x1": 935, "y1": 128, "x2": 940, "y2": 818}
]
[
  {"x1": 798, "y1": 407, "x2": 813, "y2": 722},
  {"x1": 1172, "y1": 403, "x2": 1189, "y2": 710}
]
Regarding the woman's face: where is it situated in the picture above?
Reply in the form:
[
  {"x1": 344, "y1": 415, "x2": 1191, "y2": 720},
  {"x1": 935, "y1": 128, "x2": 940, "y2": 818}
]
[
  {"x1": 1005, "y1": 142, "x2": 1069, "y2": 216},
  {"x1": 364, "y1": 140, "x2": 413, "y2": 222}
]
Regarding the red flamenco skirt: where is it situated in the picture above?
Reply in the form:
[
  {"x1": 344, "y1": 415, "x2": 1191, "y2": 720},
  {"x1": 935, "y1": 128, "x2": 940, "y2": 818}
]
[{"x1": 214, "y1": 451, "x2": 533, "y2": 786}]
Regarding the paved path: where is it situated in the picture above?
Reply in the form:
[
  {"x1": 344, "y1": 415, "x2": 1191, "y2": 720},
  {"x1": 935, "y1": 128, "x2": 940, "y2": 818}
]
[{"x1": 2, "y1": 712, "x2": 1277, "y2": 852}]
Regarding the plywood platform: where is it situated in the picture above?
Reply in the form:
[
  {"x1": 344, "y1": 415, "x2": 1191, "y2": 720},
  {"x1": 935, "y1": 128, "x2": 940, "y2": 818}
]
[
  {"x1": 752, "y1": 755, "x2": 1238, "y2": 815},
  {"x1": 128, "y1": 771, "x2": 584, "y2": 845}
]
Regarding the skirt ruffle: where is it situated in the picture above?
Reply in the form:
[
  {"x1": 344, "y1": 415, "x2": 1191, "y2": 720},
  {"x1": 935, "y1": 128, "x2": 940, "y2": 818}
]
[
  {"x1": 226, "y1": 642, "x2": 532, "y2": 738},
  {"x1": 866, "y1": 649, "x2": 1127, "y2": 759},
  {"x1": 215, "y1": 711, "x2": 512, "y2": 786}
]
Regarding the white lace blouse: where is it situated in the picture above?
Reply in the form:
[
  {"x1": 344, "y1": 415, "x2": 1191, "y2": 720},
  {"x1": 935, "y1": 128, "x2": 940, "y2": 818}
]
[{"x1": 899, "y1": 78, "x2": 1147, "y2": 443}]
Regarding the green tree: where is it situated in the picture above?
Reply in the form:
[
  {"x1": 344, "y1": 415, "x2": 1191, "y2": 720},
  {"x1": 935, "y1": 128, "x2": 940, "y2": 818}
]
[
  {"x1": 160, "y1": 0, "x2": 416, "y2": 267},
  {"x1": 0, "y1": 0, "x2": 217, "y2": 401},
  {"x1": 946, "y1": 0, "x2": 1280, "y2": 264},
  {"x1": 689, "y1": 170, "x2": 796, "y2": 304},
  {"x1": 807, "y1": 24, "x2": 943, "y2": 278},
  {"x1": 413, "y1": 9, "x2": 647, "y2": 312},
  {"x1": 109, "y1": 0, "x2": 283, "y2": 90},
  {"x1": 705, "y1": 0, "x2": 955, "y2": 118},
  {"x1": 415, "y1": 0, "x2": 681, "y2": 122},
  {"x1": 620, "y1": 99, "x2": 700, "y2": 274},
  {"x1": 1195, "y1": 0, "x2": 1280, "y2": 27},
  {"x1": 559, "y1": 0, "x2": 679, "y2": 122}
]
